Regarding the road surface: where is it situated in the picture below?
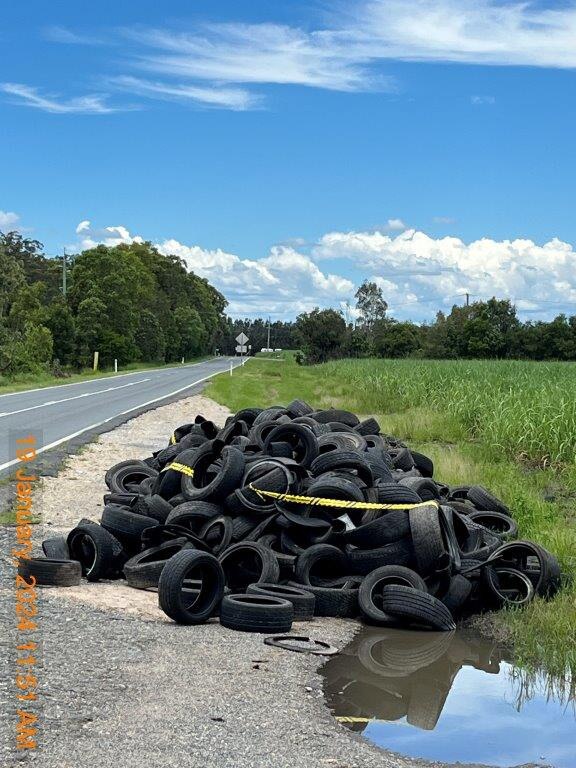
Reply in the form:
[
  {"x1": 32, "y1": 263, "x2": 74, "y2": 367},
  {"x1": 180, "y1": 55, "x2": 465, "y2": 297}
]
[{"x1": 0, "y1": 357, "x2": 242, "y2": 476}]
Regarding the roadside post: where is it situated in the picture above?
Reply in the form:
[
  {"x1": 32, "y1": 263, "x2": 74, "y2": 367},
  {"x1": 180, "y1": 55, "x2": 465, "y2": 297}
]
[{"x1": 93, "y1": 351, "x2": 99, "y2": 372}]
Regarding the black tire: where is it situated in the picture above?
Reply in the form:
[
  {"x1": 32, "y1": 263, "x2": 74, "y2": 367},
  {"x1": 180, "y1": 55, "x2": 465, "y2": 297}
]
[
  {"x1": 440, "y1": 575, "x2": 473, "y2": 615},
  {"x1": 409, "y1": 505, "x2": 446, "y2": 576},
  {"x1": 158, "y1": 549, "x2": 225, "y2": 624},
  {"x1": 288, "y1": 581, "x2": 359, "y2": 618},
  {"x1": 355, "y1": 417, "x2": 381, "y2": 435},
  {"x1": 166, "y1": 502, "x2": 222, "y2": 534},
  {"x1": 306, "y1": 475, "x2": 366, "y2": 510},
  {"x1": 347, "y1": 539, "x2": 415, "y2": 576},
  {"x1": 41, "y1": 536, "x2": 70, "y2": 560},
  {"x1": 181, "y1": 444, "x2": 245, "y2": 502},
  {"x1": 286, "y1": 399, "x2": 314, "y2": 417},
  {"x1": 294, "y1": 544, "x2": 349, "y2": 587},
  {"x1": 343, "y1": 511, "x2": 410, "y2": 547},
  {"x1": 380, "y1": 584, "x2": 456, "y2": 631},
  {"x1": 392, "y1": 447, "x2": 415, "y2": 471},
  {"x1": 137, "y1": 494, "x2": 173, "y2": 524},
  {"x1": 231, "y1": 515, "x2": 260, "y2": 541},
  {"x1": 263, "y1": 423, "x2": 319, "y2": 468},
  {"x1": 67, "y1": 524, "x2": 119, "y2": 581},
  {"x1": 481, "y1": 566, "x2": 535, "y2": 607},
  {"x1": 220, "y1": 593, "x2": 293, "y2": 633},
  {"x1": 310, "y1": 409, "x2": 359, "y2": 427},
  {"x1": 485, "y1": 540, "x2": 561, "y2": 597},
  {"x1": 374, "y1": 483, "x2": 422, "y2": 505},
  {"x1": 409, "y1": 451, "x2": 434, "y2": 478},
  {"x1": 105, "y1": 459, "x2": 148, "y2": 488},
  {"x1": 398, "y1": 477, "x2": 441, "y2": 502},
  {"x1": 17, "y1": 557, "x2": 82, "y2": 587},
  {"x1": 107, "y1": 462, "x2": 159, "y2": 494},
  {"x1": 359, "y1": 566, "x2": 427, "y2": 625},
  {"x1": 199, "y1": 515, "x2": 233, "y2": 555},
  {"x1": 218, "y1": 542, "x2": 280, "y2": 592},
  {"x1": 246, "y1": 583, "x2": 315, "y2": 621},
  {"x1": 467, "y1": 485, "x2": 509, "y2": 515},
  {"x1": 310, "y1": 451, "x2": 372, "y2": 485},
  {"x1": 101, "y1": 504, "x2": 157, "y2": 547},
  {"x1": 123, "y1": 539, "x2": 193, "y2": 590},
  {"x1": 467, "y1": 511, "x2": 518, "y2": 539}
]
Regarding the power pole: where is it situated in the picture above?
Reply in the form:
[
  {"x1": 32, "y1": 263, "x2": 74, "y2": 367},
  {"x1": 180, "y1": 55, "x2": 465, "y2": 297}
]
[
  {"x1": 465, "y1": 292, "x2": 470, "y2": 307},
  {"x1": 267, "y1": 317, "x2": 271, "y2": 351},
  {"x1": 62, "y1": 248, "x2": 67, "y2": 296}
]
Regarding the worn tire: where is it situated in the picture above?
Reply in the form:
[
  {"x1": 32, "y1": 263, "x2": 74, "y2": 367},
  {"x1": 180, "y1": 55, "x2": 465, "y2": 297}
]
[
  {"x1": 218, "y1": 542, "x2": 280, "y2": 592},
  {"x1": 409, "y1": 505, "x2": 446, "y2": 576},
  {"x1": 41, "y1": 536, "x2": 70, "y2": 560},
  {"x1": 246, "y1": 582, "x2": 315, "y2": 621},
  {"x1": 288, "y1": 581, "x2": 359, "y2": 618},
  {"x1": 359, "y1": 566, "x2": 427, "y2": 626},
  {"x1": 17, "y1": 557, "x2": 82, "y2": 587},
  {"x1": 158, "y1": 549, "x2": 225, "y2": 624},
  {"x1": 347, "y1": 539, "x2": 415, "y2": 576},
  {"x1": 123, "y1": 539, "x2": 194, "y2": 590},
  {"x1": 220, "y1": 593, "x2": 293, "y2": 633},
  {"x1": 379, "y1": 584, "x2": 456, "y2": 631},
  {"x1": 67, "y1": 524, "x2": 119, "y2": 581},
  {"x1": 294, "y1": 544, "x2": 349, "y2": 587},
  {"x1": 343, "y1": 511, "x2": 410, "y2": 547}
]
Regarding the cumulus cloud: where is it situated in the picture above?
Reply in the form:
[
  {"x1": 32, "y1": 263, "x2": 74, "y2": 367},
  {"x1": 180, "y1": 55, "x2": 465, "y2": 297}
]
[
  {"x1": 386, "y1": 218, "x2": 407, "y2": 230},
  {"x1": 313, "y1": 229, "x2": 576, "y2": 319},
  {"x1": 0, "y1": 210, "x2": 20, "y2": 229},
  {"x1": 471, "y1": 95, "x2": 495, "y2": 105},
  {"x1": 71, "y1": 221, "x2": 354, "y2": 318},
  {"x1": 70, "y1": 220, "x2": 576, "y2": 320}
]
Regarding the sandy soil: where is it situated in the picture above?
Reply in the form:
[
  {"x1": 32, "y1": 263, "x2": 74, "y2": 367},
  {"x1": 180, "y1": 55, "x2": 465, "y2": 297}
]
[{"x1": 33, "y1": 393, "x2": 232, "y2": 617}]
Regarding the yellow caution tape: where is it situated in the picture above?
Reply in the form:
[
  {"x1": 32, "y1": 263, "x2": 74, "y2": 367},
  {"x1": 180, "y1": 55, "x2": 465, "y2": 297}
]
[
  {"x1": 170, "y1": 433, "x2": 177, "y2": 445},
  {"x1": 336, "y1": 716, "x2": 371, "y2": 723},
  {"x1": 163, "y1": 461, "x2": 195, "y2": 477},
  {"x1": 247, "y1": 484, "x2": 437, "y2": 511}
]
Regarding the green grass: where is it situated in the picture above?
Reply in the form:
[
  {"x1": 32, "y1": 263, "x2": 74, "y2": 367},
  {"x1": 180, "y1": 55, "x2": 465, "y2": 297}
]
[
  {"x1": 0, "y1": 356, "x2": 212, "y2": 396},
  {"x1": 208, "y1": 355, "x2": 576, "y2": 678}
]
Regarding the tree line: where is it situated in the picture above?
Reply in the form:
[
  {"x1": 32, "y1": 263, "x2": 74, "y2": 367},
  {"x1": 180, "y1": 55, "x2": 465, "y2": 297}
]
[
  {"x1": 0, "y1": 231, "x2": 227, "y2": 376},
  {"x1": 294, "y1": 281, "x2": 576, "y2": 363},
  {"x1": 1, "y1": 231, "x2": 573, "y2": 379}
]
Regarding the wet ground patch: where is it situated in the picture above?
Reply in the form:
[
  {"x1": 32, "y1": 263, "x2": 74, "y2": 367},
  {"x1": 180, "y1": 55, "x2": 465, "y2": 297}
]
[{"x1": 322, "y1": 627, "x2": 575, "y2": 768}]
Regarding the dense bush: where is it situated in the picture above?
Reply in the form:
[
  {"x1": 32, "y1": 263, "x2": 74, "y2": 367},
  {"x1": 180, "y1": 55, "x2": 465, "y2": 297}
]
[{"x1": 0, "y1": 231, "x2": 227, "y2": 375}]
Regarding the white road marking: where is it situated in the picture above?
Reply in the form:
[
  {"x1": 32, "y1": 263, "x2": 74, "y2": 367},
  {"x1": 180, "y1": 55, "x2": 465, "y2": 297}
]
[
  {"x1": 0, "y1": 379, "x2": 151, "y2": 419},
  {"x1": 0, "y1": 357, "x2": 217, "y2": 400},
  {"x1": 0, "y1": 359, "x2": 246, "y2": 473}
]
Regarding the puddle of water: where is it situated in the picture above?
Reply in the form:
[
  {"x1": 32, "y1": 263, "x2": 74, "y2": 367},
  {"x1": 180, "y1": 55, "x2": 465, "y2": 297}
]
[{"x1": 321, "y1": 628, "x2": 575, "y2": 768}]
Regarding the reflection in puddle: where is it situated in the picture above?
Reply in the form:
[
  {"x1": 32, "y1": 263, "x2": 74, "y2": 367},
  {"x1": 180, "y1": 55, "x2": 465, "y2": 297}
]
[{"x1": 322, "y1": 628, "x2": 575, "y2": 768}]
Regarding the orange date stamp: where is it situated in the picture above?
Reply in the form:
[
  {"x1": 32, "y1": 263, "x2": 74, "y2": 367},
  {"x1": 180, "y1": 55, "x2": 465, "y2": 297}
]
[{"x1": 13, "y1": 434, "x2": 40, "y2": 750}]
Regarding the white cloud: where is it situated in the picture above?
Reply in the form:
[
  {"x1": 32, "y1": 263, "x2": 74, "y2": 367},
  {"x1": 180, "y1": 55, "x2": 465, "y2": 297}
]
[
  {"x1": 344, "y1": 0, "x2": 576, "y2": 68},
  {"x1": 386, "y1": 218, "x2": 407, "y2": 230},
  {"x1": 471, "y1": 95, "x2": 496, "y2": 105},
  {"x1": 0, "y1": 83, "x2": 126, "y2": 114},
  {"x1": 75, "y1": 220, "x2": 91, "y2": 234},
  {"x1": 313, "y1": 228, "x2": 576, "y2": 318},
  {"x1": 71, "y1": 222, "x2": 354, "y2": 319},
  {"x1": 108, "y1": 75, "x2": 260, "y2": 111},
  {"x1": 33, "y1": 3, "x2": 576, "y2": 114},
  {"x1": 69, "y1": 221, "x2": 576, "y2": 320},
  {"x1": 0, "y1": 210, "x2": 20, "y2": 230}
]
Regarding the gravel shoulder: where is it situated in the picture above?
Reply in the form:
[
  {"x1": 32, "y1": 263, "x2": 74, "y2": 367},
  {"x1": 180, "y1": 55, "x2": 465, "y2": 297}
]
[{"x1": 0, "y1": 393, "x2": 439, "y2": 768}]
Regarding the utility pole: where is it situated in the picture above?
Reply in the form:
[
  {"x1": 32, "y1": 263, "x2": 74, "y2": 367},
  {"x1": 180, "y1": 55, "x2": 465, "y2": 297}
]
[
  {"x1": 267, "y1": 317, "x2": 271, "y2": 352},
  {"x1": 62, "y1": 248, "x2": 67, "y2": 296},
  {"x1": 465, "y1": 292, "x2": 470, "y2": 307}
]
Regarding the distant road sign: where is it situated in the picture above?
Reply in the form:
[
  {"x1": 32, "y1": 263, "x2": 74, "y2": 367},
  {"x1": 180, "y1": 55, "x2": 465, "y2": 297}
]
[
  {"x1": 236, "y1": 332, "x2": 249, "y2": 345},
  {"x1": 235, "y1": 345, "x2": 247, "y2": 354}
]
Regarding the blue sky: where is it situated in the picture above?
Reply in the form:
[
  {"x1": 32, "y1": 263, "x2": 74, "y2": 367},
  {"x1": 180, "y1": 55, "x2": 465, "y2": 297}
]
[{"x1": 1, "y1": 0, "x2": 576, "y2": 320}]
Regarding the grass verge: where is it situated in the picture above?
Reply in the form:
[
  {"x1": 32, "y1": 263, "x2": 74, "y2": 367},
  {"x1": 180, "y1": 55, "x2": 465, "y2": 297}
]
[{"x1": 208, "y1": 354, "x2": 576, "y2": 678}]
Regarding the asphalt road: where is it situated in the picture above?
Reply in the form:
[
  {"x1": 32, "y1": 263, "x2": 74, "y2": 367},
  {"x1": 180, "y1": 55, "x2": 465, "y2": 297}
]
[{"x1": 0, "y1": 357, "x2": 242, "y2": 476}]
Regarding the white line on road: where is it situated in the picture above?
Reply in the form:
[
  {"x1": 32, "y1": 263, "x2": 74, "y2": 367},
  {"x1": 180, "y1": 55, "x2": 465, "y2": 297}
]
[
  {"x1": 0, "y1": 359, "x2": 247, "y2": 474},
  {"x1": 0, "y1": 357, "x2": 223, "y2": 400},
  {"x1": 0, "y1": 379, "x2": 151, "y2": 419}
]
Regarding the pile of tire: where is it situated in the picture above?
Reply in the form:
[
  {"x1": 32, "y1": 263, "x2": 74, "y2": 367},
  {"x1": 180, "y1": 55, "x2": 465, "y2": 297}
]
[{"x1": 29, "y1": 401, "x2": 562, "y2": 633}]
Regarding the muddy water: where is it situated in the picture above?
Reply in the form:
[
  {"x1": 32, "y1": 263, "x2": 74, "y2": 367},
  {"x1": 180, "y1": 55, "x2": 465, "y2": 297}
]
[{"x1": 321, "y1": 628, "x2": 575, "y2": 768}]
